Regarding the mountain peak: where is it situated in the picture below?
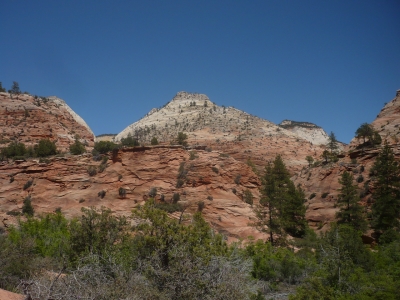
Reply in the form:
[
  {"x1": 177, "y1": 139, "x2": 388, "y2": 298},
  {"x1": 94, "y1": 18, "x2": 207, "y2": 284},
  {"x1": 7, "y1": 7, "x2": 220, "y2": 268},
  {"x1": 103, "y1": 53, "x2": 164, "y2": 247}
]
[{"x1": 172, "y1": 91, "x2": 210, "y2": 102}]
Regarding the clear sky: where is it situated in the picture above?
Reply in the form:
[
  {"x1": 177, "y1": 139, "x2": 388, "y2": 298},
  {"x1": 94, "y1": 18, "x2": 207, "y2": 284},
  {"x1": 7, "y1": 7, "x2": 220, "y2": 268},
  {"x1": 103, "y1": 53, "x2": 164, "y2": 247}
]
[{"x1": 1, "y1": 0, "x2": 399, "y2": 143}]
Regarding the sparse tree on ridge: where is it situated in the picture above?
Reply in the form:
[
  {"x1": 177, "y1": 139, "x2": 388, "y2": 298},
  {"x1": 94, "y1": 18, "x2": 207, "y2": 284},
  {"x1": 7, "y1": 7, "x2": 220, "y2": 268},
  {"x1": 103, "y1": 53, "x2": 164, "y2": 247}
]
[
  {"x1": 355, "y1": 123, "x2": 374, "y2": 145},
  {"x1": 327, "y1": 131, "x2": 338, "y2": 154},
  {"x1": 177, "y1": 132, "x2": 188, "y2": 147},
  {"x1": 10, "y1": 81, "x2": 21, "y2": 94}
]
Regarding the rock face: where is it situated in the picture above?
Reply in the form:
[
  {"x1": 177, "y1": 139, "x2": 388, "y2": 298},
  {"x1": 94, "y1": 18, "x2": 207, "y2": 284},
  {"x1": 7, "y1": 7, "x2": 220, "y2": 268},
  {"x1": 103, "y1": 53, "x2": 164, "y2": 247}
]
[
  {"x1": 279, "y1": 120, "x2": 330, "y2": 145},
  {"x1": 0, "y1": 146, "x2": 265, "y2": 241},
  {"x1": 295, "y1": 90, "x2": 400, "y2": 232},
  {"x1": 0, "y1": 288, "x2": 24, "y2": 300},
  {"x1": 116, "y1": 92, "x2": 328, "y2": 173},
  {"x1": 0, "y1": 92, "x2": 95, "y2": 152},
  {"x1": 349, "y1": 90, "x2": 400, "y2": 148}
]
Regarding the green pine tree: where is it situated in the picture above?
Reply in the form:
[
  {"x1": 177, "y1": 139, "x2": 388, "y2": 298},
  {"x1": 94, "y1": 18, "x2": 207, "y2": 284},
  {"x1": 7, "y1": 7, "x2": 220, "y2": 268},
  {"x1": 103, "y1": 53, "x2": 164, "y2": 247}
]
[
  {"x1": 371, "y1": 143, "x2": 400, "y2": 235},
  {"x1": 336, "y1": 171, "x2": 367, "y2": 232},
  {"x1": 254, "y1": 155, "x2": 307, "y2": 245}
]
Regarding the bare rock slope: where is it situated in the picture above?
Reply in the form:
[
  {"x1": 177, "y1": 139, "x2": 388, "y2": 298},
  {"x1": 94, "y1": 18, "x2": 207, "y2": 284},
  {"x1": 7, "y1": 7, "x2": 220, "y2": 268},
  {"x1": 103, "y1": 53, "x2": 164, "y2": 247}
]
[
  {"x1": 0, "y1": 92, "x2": 95, "y2": 152},
  {"x1": 0, "y1": 146, "x2": 265, "y2": 241}
]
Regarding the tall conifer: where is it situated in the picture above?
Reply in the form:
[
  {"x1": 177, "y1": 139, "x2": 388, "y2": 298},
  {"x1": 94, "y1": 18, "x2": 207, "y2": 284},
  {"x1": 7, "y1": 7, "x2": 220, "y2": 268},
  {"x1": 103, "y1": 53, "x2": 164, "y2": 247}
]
[
  {"x1": 371, "y1": 143, "x2": 400, "y2": 234},
  {"x1": 336, "y1": 171, "x2": 367, "y2": 232}
]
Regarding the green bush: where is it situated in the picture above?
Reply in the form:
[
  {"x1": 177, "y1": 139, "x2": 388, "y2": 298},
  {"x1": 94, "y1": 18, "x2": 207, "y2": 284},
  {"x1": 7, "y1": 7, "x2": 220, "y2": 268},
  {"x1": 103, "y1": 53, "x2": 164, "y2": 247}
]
[
  {"x1": 212, "y1": 166, "x2": 219, "y2": 173},
  {"x1": 22, "y1": 195, "x2": 34, "y2": 216},
  {"x1": 23, "y1": 179, "x2": 33, "y2": 190},
  {"x1": 98, "y1": 190, "x2": 106, "y2": 199},
  {"x1": 1, "y1": 141, "x2": 27, "y2": 158},
  {"x1": 119, "y1": 187, "x2": 127, "y2": 198},
  {"x1": 234, "y1": 174, "x2": 242, "y2": 185},
  {"x1": 321, "y1": 192, "x2": 329, "y2": 198},
  {"x1": 309, "y1": 193, "x2": 316, "y2": 200},
  {"x1": 243, "y1": 189, "x2": 254, "y2": 205},
  {"x1": 34, "y1": 139, "x2": 57, "y2": 157},
  {"x1": 151, "y1": 137, "x2": 159, "y2": 145},
  {"x1": 172, "y1": 193, "x2": 180, "y2": 203},
  {"x1": 69, "y1": 139, "x2": 85, "y2": 155},
  {"x1": 87, "y1": 166, "x2": 97, "y2": 176},
  {"x1": 93, "y1": 141, "x2": 117, "y2": 154},
  {"x1": 154, "y1": 203, "x2": 183, "y2": 213}
]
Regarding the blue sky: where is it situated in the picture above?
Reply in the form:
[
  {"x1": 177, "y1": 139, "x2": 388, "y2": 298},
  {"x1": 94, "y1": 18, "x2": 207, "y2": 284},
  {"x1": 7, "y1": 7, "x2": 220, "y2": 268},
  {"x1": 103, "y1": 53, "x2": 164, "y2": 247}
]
[{"x1": 1, "y1": 0, "x2": 399, "y2": 143}]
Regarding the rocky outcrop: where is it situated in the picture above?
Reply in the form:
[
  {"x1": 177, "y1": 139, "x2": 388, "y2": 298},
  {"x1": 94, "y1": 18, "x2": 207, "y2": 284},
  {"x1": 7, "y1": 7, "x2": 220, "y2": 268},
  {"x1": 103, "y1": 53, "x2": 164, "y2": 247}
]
[
  {"x1": 0, "y1": 146, "x2": 265, "y2": 241},
  {"x1": 0, "y1": 92, "x2": 95, "y2": 152},
  {"x1": 115, "y1": 92, "x2": 327, "y2": 174},
  {"x1": 279, "y1": 120, "x2": 330, "y2": 145},
  {"x1": 295, "y1": 90, "x2": 400, "y2": 232}
]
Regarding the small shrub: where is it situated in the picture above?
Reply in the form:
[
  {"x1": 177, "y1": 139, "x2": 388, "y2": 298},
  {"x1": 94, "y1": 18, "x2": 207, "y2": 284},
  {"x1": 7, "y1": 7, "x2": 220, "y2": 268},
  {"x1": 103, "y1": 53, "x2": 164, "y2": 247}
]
[
  {"x1": 54, "y1": 207, "x2": 62, "y2": 213},
  {"x1": 360, "y1": 165, "x2": 365, "y2": 172},
  {"x1": 79, "y1": 199, "x2": 85, "y2": 203},
  {"x1": 6, "y1": 210, "x2": 21, "y2": 216},
  {"x1": 197, "y1": 201, "x2": 205, "y2": 212},
  {"x1": 189, "y1": 151, "x2": 198, "y2": 160},
  {"x1": 118, "y1": 174, "x2": 123, "y2": 181},
  {"x1": 243, "y1": 189, "x2": 254, "y2": 206},
  {"x1": 160, "y1": 194, "x2": 165, "y2": 201},
  {"x1": 357, "y1": 174, "x2": 364, "y2": 183},
  {"x1": 321, "y1": 192, "x2": 329, "y2": 198},
  {"x1": 148, "y1": 187, "x2": 157, "y2": 198},
  {"x1": 98, "y1": 163, "x2": 107, "y2": 173},
  {"x1": 87, "y1": 166, "x2": 97, "y2": 176},
  {"x1": 309, "y1": 193, "x2": 316, "y2": 200},
  {"x1": 207, "y1": 195, "x2": 213, "y2": 201},
  {"x1": 119, "y1": 187, "x2": 127, "y2": 198},
  {"x1": 22, "y1": 195, "x2": 34, "y2": 216},
  {"x1": 98, "y1": 190, "x2": 106, "y2": 199},
  {"x1": 176, "y1": 179, "x2": 184, "y2": 188},
  {"x1": 101, "y1": 156, "x2": 108, "y2": 164},
  {"x1": 212, "y1": 166, "x2": 219, "y2": 173},
  {"x1": 172, "y1": 193, "x2": 180, "y2": 203},
  {"x1": 234, "y1": 174, "x2": 242, "y2": 185},
  {"x1": 232, "y1": 188, "x2": 237, "y2": 194},
  {"x1": 219, "y1": 153, "x2": 229, "y2": 158},
  {"x1": 351, "y1": 158, "x2": 357, "y2": 164},
  {"x1": 35, "y1": 139, "x2": 57, "y2": 157},
  {"x1": 205, "y1": 147, "x2": 212, "y2": 152},
  {"x1": 155, "y1": 203, "x2": 182, "y2": 213},
  {"x1": 9, "y1": 176, "x2": 14, "y2": 183},
  {"x1": 151, "y1": 136, "x2": 159, "y2": 145},
  {"x1": 23, "y1": 179, "x2": 33, "y2": 190},
  {"x1": 94, "y1": 141, "x2": 117, "y2": 154},
  {"x1": 69, "y1": 139, "x2": 85, "y2": 155}
]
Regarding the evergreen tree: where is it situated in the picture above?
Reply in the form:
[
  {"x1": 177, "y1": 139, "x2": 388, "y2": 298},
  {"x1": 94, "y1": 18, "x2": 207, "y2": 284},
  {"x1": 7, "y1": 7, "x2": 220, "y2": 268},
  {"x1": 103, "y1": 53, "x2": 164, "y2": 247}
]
[
  {"x1": 254, "y1": 155, "x2": 307, "y2": 245},
  {"x1": 177, "y1": 132, "x2": 188, "y2": 147},
  {"x1": 327, "y1": 131, "x2": 338, "y2": 154},
  {"x1": 0, "y1": 82, "x2": 6, "y2": 93},
  {"x1": 284, "y1": 183, "x2": 307, "y2": 237},
  {"x1": 10, "y1": 81, "x2": 20, "y2": 94},
  {"x1": 355, "y1": 123, "x2": 374, "y2": 145},
  {"x1": 336, "y1": 171, "x2": 367, "y2": 232},
  {"x1": 371, "y1": 143, "x2": 400, "y2": 235},
  {"x1": 151, "y1": 136, "x2": 159, "y2": 145}
]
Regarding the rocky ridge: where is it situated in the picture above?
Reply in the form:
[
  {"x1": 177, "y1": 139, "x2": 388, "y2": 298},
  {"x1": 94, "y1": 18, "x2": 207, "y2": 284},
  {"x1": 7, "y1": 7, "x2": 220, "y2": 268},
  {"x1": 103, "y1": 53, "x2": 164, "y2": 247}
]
[
  {"x1": 279, "y1": 120, "x2": 330, "y2": 145},
  {"x1": 0, "y1": 92, "x2": 95, "y2": 152},
  {"x1": 295, "y1": 90, "x2": 400, "y2": 234},
  {"x1": 116, "y1": 92, "x2": 327, "y2": 173}
]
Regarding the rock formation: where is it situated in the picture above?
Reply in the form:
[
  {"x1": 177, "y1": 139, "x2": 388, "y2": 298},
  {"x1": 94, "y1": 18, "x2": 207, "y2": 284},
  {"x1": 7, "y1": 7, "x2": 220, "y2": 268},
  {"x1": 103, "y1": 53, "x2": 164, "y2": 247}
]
[
  {"x1": 116, "y1": 91, "x2": 328, "y2": 173},
  {"x1": 0, "y1": 145, "x2": 265, "y2": 241},
  {"x1": 0, "y1": 92, "x2": 95, "y2": 152},
  {"x1": 295, "y1": 90, "x2": 400, "y2": 233}
]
